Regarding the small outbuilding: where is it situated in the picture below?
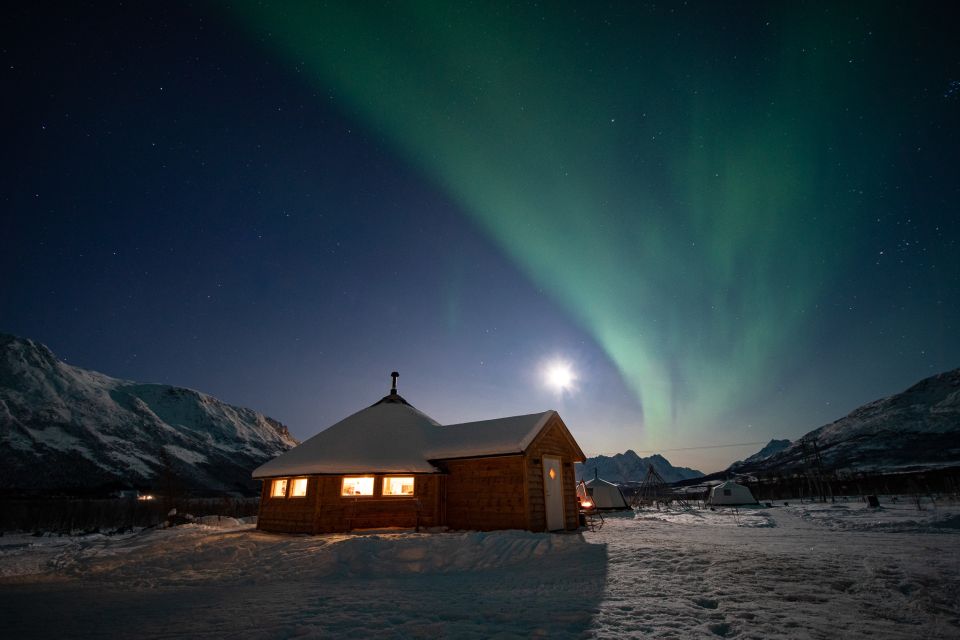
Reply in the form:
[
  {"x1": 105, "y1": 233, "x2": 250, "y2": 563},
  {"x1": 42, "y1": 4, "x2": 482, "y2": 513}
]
[
  {"x1": 707, "y1": 480, "x2": 757, "y2": 506},
  {"x1": 253, "y1": 374, "x2": 586, "y2": 534}
]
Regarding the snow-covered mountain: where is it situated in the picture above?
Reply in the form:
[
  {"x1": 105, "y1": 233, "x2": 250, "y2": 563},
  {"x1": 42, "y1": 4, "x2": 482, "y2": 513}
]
[
  {"x1": 732, "y1": 439, "x2": 792, "y2": 468},
  {"x1": 0, "y1": 333, "x2": 298, "y2": 495},
  {"x1": 731, "y1": 368, "x2": 960, "y2": 474},
  {"x1": 576, "y1": 450, "x2": 703, "y2": 484}
]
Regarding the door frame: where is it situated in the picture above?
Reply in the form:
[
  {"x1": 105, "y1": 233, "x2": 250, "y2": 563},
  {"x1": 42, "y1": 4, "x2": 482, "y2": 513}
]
[{"x1": 542, "y1": 455, "x2": 565, "y2": 531}]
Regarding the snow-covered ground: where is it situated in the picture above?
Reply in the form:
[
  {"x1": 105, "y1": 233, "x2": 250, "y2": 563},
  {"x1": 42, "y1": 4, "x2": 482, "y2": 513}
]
[{"x1": 1, "y1": 500, "x2": 958, "y2": 638}]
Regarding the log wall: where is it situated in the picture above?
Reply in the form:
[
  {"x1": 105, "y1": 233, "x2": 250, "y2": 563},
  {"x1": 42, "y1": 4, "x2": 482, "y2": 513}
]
[
  {"x1": 257, "y1": 474, "x2": 444, "y2": 534},
  {"x1": 257, "y1": 476, "x2": 319, "y2": 533},
  {"x1": 441, "y1": 456, "x2": 528, "y2": 530}
]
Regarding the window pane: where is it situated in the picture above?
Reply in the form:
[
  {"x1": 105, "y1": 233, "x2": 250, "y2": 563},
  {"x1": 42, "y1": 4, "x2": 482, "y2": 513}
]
[
  {"x1": 341, "y1": 476, "x2": 374, "y2": 496},
  {"x1": 271, "y1": 479, "x2": 288, "y2": 498},
  {"x1": 383, "y1": 476, "x2": 415, "y2": 496},
  {"x1": 291, "y1": 478, "x2": 308, "y2": 497}
]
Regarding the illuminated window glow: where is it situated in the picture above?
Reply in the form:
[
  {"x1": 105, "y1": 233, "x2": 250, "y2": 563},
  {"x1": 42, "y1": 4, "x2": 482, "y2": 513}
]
[
  {"x1": 341, "y1": 476, "x2": 375, "y2": 496},
  {"x1": 271, "y1": 478, "x2": 288, "y2": 498},
  {"x1": 548, "y1": 468, "x2": 556, "y2": 480},
  {"x1": 291, "y1": 477, "x2": 308, "y2": 497},
  {"x1": 383, "y1": 476, "x2": 415, "y2": 496}
]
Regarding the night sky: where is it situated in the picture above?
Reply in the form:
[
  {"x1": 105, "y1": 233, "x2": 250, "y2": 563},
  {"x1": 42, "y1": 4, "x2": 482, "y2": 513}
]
[{"x1": 3, "y1": 1, "x2": 958, "y2": 472}]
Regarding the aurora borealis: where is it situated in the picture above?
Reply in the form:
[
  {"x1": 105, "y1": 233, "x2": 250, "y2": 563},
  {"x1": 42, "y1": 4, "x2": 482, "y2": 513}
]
[{"x1": 3, "y1": 1, "x2": 958, "y2": 471}]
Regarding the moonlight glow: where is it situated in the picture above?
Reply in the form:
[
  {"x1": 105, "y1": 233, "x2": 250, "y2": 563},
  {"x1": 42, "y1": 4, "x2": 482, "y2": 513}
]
[{"x1": 545, "y1": 361, "x2": 576, "y2": 393}]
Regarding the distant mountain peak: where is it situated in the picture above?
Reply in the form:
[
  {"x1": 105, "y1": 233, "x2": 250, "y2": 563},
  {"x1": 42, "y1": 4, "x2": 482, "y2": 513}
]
[
  {"x1": 734, "y1": 439, "x2": 791, "y2": 467},
  {"x1": 0, "y1": 332, "x2": 298, "y2": 495},
  {"x1": 576, "y1": 450, "x2": 703, "y2": 484}
]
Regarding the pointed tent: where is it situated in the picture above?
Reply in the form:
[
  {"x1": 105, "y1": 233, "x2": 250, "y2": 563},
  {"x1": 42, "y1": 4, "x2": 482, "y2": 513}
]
[
  {"x1": 583, "y1": 476, "x2": 629, "y2": 510},
  {"x1": 633, "y1": 463, "x2": 681, "y2": 507},
  {"x1": 707, "y1": 480, "x2": 757, "y2": 506}
]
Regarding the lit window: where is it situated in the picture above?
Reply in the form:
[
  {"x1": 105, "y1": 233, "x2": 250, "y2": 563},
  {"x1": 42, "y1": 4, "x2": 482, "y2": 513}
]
[
  {"x1": 291, "y1": 478, "x2": 308, "y2": 497},
  {"x1": 271, "y1": 478, "x2": 288, "y2": 498},
  {"x1": 383, "y1": 476, "x2": 415, "y2": 496},
  {"x1": 341, "y1": 476, "x2": 374, "y2": 496}
]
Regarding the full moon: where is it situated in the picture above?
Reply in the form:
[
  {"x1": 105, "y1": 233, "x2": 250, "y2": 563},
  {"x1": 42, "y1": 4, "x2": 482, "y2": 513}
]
[{"x1": 544, "y1": 361, "x2": 576, "y2": 392}]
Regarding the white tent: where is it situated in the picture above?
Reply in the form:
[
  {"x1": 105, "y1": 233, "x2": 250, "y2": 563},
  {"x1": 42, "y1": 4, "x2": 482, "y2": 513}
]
[
  {"x1": 583, "y1": 476, "x2": 629, "y2": 510},
  {"x1": 707, "y1": 480, "x2": 757, "y2": 506}
]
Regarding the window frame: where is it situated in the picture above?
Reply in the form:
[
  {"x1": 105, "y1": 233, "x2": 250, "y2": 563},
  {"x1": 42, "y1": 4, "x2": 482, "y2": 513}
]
[
  {"x1": 290, "y1": 477, "x2": 309, "y2": 498},
  {"x1": 270, "y1": 478, "x2": 288, "y2": 498},
  {"x1": 340, "y1": 475, "x2": 376, "y2": 497},
  {"x1": 381, "y1": 475, "x2": 416, "y2": 497}
]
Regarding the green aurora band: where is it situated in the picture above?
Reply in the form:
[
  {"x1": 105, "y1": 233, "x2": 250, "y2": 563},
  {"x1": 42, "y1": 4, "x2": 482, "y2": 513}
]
[{"x1": 233, "y1": 2, "x2": 888, "y2": 437}]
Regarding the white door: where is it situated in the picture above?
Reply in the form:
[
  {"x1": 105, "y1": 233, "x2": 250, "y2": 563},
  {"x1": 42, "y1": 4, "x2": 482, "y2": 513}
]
[{"x1": 542, "y1": 456, "x2": 565, "y2": 531}]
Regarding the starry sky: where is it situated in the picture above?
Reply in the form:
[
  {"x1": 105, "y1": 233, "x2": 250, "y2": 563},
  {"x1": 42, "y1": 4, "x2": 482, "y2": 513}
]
[{"x1": 2, "y1": 1, "x2": 958, "y2": 473}]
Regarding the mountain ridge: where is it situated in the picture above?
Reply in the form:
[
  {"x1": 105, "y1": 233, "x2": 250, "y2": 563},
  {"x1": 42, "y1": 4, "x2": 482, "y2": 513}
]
[
  {"x1": 576, "y1": 449, "x2": 704, "y2": 484},
  {"x1": 729, "y1": 368, "x2": 960, "y2": 475},
  {"x1": 0, "y1": 332, "x2": 298, "y2": 495}
]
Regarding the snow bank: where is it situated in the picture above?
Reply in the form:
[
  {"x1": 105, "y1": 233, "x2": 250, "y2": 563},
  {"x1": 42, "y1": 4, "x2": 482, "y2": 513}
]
[
  {"x1": 0, "y1": 530, "x2": 142, "y2": 578},
  {"x1": 0, "y1": 526, "x2": 607, "y2": 638},
  {"x1": 0, "y1": 525, "x2": 592, "y2": 585},
  {"x1": 173, "y1": 527, "x2": 574, "y2": 584},
  {"x1": 193, "y1": 515, "x2": 243, "y2": 528}
]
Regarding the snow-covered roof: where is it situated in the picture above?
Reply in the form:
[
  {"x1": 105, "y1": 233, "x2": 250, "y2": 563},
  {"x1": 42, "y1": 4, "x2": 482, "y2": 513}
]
[
  {"x1": 252, "y1": 399, "x2": 442, "y2": 477},
  {"x1": 252, "y1": 397, "x2": 567, "y2": 478},
  {"x1": 425, "y1": 412, "x2": 555, "y2": 461},
  {"x1": 585, "y1": 477, "x2": 621, "y2": 488},
  {"x1": 713, "y1": 480, "x2": 747, "y2": 489}
]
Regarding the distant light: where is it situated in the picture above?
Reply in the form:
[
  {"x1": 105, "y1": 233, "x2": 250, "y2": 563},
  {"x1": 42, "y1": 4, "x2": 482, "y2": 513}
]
[
  {"x1": 544, "y1": 360, "x2": 576, "y2": 393},
  {"x1": 138, "y1": 494, "x2": 154, "y2": 501}
]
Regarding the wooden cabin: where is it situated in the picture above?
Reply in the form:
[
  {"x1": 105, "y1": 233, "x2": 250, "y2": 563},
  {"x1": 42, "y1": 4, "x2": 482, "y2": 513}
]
[{"x1": 253, "y1": 374, "x2": 585, "y2": 534}]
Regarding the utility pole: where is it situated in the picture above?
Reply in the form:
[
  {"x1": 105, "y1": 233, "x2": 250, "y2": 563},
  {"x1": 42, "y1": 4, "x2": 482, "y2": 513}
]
[
  {"x1": 801, "y1": 439, "x2": 825, "y2": 503},
  {"x1": 811, "y1": 439, "x2": 831, "y2": 503}
]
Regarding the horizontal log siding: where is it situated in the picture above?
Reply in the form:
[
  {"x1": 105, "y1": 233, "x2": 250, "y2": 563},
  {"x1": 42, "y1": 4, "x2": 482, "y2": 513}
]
[
  {"x1": 524, "y1": 418, "x2": 580, "y2": 531},
  {"x1": 257, "y1": 477, "x2": 321, "y2": 533},
  {"x1": 257, "y1": 474, "x2": 443, "y2": 534},
  {"x1": 442, "y1": 456, "x2": 527, "y2": 531}
]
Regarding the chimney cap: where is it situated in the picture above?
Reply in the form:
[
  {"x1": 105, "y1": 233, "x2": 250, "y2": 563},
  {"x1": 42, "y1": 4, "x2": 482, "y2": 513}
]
[{"x1": 371, "y1": 371, "x2": 412, "y2": 407}]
